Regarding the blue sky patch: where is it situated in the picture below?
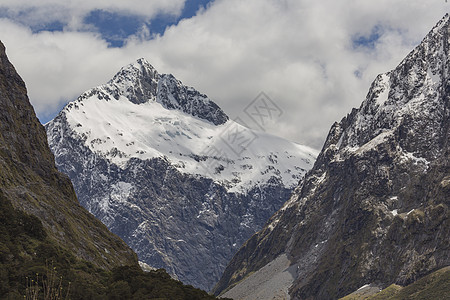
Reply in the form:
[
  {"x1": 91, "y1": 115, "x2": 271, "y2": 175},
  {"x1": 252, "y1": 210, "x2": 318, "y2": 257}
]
[
  {"x1": 84, "y1": 0, "x2": 215, "y2": 47},
  {"x1": 182, "y1": 0, "x2": 214, "y2": 19},
  {"x1": 0, "y1": 0, "x2": 216, "y2": 48},
  {"x1": 30, "y1": 20, "x2": 66, "y2": 33},
  {"x1": 352, "y1": 25, "x2": 383, "y2": 49},
  {"x1": 84, "y1": 10, "x2": 149, "y2": 47},
  {"x1": 147, "y1": 0, "x2": 214, "y2": 36}
]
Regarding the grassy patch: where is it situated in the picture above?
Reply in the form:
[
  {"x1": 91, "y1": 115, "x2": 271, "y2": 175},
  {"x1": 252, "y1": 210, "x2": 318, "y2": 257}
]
[{"x1": 339, "y1": 267, "x2": 450, "y2": 300}]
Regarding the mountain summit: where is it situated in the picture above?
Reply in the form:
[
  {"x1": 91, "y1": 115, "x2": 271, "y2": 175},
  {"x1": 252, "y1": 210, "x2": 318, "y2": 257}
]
[
  {"x1": 214, "y1": 14, "x2": 450, "y2": 299},
  {"x1": 93, "y1": 58, "x2": 228, "y2": 124},
  {"x1": 46, "y1": 58, "x2": 317, "y2": 290}
]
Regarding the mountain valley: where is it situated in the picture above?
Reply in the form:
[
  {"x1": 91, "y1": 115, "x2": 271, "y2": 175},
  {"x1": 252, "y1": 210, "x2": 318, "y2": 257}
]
[{"x1": 1, "y1": 10, "x2": 448, "y2": 300}]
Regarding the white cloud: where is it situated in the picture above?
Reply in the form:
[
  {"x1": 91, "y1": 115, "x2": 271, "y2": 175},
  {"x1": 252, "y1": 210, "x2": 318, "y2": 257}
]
[
  {"x1": 0, "y1": 0, "x2": 448, "y2": 148},
  {"x1": 143, "y1": 0, "x2": 448, "y2": 147},
  {"x1": 0, "y1": 19, "x2": 128, "y2": 117}
]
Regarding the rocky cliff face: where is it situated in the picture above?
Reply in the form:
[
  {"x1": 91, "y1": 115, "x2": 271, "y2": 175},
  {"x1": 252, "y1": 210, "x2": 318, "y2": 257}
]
[
  {"x1": 0, "y1": 40, "x2": 137, "y2": 269},
  {"x1": 45, "y1": 59, "x2": 317, "y2": 291},
  {"x1": 214, "y1": 14, "x2": 450, "y2": 299}
]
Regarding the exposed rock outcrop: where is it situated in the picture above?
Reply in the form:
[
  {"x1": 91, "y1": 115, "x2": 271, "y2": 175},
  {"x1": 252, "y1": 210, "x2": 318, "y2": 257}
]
[{"x1": 214, "y1": 14, "x2": 450, "y2": 300}]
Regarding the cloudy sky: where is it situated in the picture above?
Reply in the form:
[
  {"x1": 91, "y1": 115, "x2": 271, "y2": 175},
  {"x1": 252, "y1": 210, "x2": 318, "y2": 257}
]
[{"x1": 0, "y1": 1, "x2": 448, "y2": 149}]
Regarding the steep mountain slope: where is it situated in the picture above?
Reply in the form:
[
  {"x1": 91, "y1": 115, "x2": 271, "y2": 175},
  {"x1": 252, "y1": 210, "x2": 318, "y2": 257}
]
[
  {"x1": 214, "y1": 14, "x2": 450, "y2": 299},
  {"x1": 0, "y1": 40, "x2": 137, "y2": 269},
  {"x1": 0, "y1": 40, "x2": 225, "y2": 300},
  {"x1": 45, "y1": 58, "x2": 317, "y2": 290}
]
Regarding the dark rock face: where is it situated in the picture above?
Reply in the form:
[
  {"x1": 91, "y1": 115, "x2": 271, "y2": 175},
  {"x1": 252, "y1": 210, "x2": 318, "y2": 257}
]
[
  {"x1": 0, "y1": 42, "x2": 54, "y2": 179},
  {"x1": 0, "y1": 40, "x2": 137, "y2": 270},
  {"x1": 110, "y1": 58, "x2": 159, "y2": 105},
  {"x1": 157, "y1": 74, "x2": 229, "y2": 125},
  {"x1": 46, "y1": 112, "x2": 294, "y2": 291},
  {"x1": 214, "y1": 14, "x2": 450, "y2": 299}
]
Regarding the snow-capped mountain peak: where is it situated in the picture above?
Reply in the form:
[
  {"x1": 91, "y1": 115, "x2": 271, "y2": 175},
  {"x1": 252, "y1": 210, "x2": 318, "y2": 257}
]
[
  {"x1": 108, "y1": 58, "x2": 159, "y2": 104},
  {"x1": 73, "y1": 57, "x2": 229, "y2": 126},
  {"x1": 332, "y1": 13, "x2": 449, "y2": 160},
  {"x1": 50, "y1": 60, "x2": 316, "y2": 194},
  {"x1": 46, "y1": 58, "x2": 317, "y2": 290}
]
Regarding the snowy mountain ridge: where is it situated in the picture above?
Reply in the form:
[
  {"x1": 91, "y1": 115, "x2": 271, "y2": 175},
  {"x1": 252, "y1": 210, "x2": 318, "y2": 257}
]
[
  {"x1": 340, "y1": 14, "x2": 448, "y2": 155},
  {"x1": 49, "y1": 58, "x2": 316, "y2": 194}
]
